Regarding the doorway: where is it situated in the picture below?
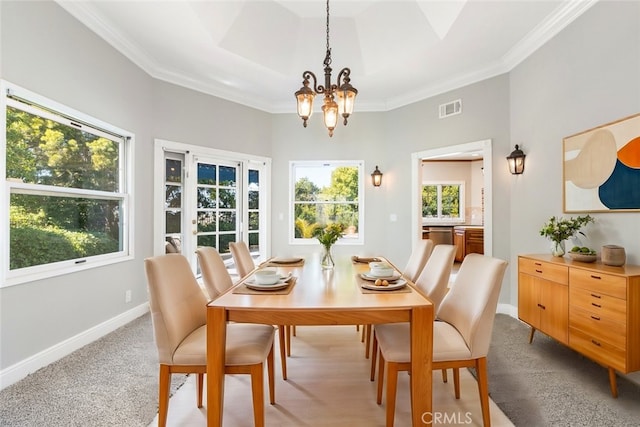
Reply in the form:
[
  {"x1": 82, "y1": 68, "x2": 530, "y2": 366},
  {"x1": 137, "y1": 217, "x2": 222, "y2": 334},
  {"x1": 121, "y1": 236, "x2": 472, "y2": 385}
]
[{"x1": 410, "y1": 139, "x2": 493, "y2": 256}]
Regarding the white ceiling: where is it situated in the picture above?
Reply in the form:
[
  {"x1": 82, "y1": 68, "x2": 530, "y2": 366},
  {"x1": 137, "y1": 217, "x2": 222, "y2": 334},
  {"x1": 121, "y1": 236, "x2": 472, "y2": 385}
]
[{"x1": 56, "y1": 0, "x2": 597, "y2": 114}]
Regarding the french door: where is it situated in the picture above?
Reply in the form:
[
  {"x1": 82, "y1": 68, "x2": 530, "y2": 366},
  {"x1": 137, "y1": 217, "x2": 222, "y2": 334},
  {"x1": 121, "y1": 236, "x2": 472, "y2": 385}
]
[{"x1": 156, "y1": 140, "x2": 270, "y2": 275}]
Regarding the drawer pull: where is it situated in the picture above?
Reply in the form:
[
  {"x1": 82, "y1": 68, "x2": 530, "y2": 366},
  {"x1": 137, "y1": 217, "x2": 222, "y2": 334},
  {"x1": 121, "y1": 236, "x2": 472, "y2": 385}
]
[
  {"x1": 590, "y1": 293, "x2": 601, "y2": 299},
  {"x1": 591, "y1": 339, "x2": 601, "y2": 347},
  {"x1": 590, "y1": 315, "x2": 601, "y2": 321},
  {"x1": 534, "y1": 262, "x2": 542, "y2": 266},
  {"x1": 591, "y1": 303, "x2": 601, "y2": 308},
  {"x1": 590, "y1": 275, "x2": 602, "y2": 280},
  {"x1": 535, "y1": 269, "x2": 543, "y2": 273},
  {"x1": 537, "y1": 303, "x2": 546, "y2": 310}
]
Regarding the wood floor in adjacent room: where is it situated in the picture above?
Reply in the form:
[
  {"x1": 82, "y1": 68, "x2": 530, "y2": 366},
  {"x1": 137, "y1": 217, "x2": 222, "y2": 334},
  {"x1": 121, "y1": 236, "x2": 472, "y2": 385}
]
[{"x1": 149, "y1": 325, "x2": 514, "y2": 427}]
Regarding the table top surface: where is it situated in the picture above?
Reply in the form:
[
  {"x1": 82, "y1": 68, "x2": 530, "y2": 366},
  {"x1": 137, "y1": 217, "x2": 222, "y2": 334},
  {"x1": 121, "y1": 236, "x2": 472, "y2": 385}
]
[{"x1": 207, "y1": 254, "x2": 433, "y2": 311}]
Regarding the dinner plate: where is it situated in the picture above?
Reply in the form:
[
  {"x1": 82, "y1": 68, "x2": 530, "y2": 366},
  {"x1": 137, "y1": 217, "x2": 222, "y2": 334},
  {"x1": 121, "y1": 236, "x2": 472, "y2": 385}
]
[
  {"x1": 361, "y1": 279, "x2": 407, "y2": 291},
  {"x1": 244, "y1": 280, "x2": 291, "y2": 291},
  {"x1": 360, "y1": 271, "x2": 402, "y2": 281}
]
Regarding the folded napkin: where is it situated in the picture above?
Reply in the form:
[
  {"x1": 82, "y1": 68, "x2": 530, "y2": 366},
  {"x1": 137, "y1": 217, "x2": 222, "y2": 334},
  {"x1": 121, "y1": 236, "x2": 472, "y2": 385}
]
[{"x1": 351, "y1": 255, "x2": 382, "y2": 264}]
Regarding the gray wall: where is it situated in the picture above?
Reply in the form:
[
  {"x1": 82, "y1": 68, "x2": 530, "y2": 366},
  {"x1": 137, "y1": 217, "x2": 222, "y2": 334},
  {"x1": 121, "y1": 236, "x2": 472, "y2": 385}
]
[{"x1": 1, "y1": 0, "x2": 639, "y2": 383}]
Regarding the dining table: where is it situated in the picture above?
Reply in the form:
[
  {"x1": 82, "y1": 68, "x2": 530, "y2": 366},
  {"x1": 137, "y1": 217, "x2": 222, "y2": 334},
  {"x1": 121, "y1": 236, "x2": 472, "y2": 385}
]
[{"x1": 206, "y1": 254, "x2": 434, "y2": 427}]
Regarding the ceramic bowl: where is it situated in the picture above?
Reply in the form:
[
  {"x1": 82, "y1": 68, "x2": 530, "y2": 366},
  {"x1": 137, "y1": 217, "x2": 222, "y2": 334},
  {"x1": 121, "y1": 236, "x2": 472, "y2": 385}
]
[
  {"x1": 254, "y1": 269, "x2": 280, "y2": 285},
  {"x1": 370, "y1": 266, "x2": 395, "y2": 277}
]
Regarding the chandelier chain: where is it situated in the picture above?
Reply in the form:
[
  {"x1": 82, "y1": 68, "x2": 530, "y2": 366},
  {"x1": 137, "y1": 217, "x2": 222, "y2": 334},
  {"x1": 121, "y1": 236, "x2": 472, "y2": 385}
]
[{"x1": 324, "y1": 0, "x2": 331, "y2": 66}]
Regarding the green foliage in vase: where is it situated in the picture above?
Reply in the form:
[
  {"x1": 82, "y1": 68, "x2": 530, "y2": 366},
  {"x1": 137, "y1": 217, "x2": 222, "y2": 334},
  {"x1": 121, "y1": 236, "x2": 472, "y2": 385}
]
[
  {"x1": 539, "y1": 215, "x2": 594, "y2": 244},
  {"x1": 313, "y1": 223, "x2": 344, "y2": 249}
]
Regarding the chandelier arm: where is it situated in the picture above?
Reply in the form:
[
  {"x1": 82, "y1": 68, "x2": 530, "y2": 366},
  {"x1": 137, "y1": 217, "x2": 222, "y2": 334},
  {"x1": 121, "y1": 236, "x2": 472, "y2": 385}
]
[
  {"x1": 336, "y1": 68, "x2": 352, "y2": 86},
  {"x1": 302, "y1": 71, "x2": 326, "y2": 95}
]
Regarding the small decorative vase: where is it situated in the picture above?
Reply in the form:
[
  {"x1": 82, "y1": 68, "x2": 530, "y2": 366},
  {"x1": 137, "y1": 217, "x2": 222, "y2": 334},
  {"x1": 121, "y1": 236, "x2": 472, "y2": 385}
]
[
  {"x1": 321, "y1": 245, "x2": 335, "y2": 269},
  {"x1": 551, "y1": 241, "x2": 566, "y2": 257}
]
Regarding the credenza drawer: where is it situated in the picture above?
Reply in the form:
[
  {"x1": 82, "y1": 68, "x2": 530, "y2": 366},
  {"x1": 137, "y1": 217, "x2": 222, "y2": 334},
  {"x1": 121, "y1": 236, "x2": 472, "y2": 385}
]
[
  {"x1": 569, "y1": 327, "x2": 626, "y2": 372},
  {"x1": 569, "y1": 305, "x2": 626, "y2": 349},
  {"x1": 569, "y1": 269, "x2": 627, "y2": 299},
  {"x1": 569, "y1": 287, "x2": 627, "y2": 322},
  {"x1": 519, "y1": 258, "x2": 568, "y2": 285}
]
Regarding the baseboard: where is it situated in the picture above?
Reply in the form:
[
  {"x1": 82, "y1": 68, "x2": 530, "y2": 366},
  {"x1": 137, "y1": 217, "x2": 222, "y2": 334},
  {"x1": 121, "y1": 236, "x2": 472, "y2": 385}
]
[
  {"x1": 497, "y1": 302, "x2": 517, "y2": 318},
  {"x1": 0, "y1": 303, "x2": 149, "y2": 391}
]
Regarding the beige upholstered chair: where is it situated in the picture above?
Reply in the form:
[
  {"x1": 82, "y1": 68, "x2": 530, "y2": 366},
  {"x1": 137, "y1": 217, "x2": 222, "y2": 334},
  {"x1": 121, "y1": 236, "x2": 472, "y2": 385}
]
[
  {"x1": 402, "y1": 238, "x2": 434, "y2": 282},
  {"x1": 370, "y1": 244, "x2": 456, "y2": 380},
  {"x1": 196, "y1": 246, "x2": 288, "y2": 380},
  {"x1": 373, "y1": 253, "x2": 507, "y2": 427},
  {"x1": 229, "y1": 241, "x2": 296, "y2": 358},
  {"x1": 144, "y1": 254, "x2": 276, "y2": 427},
  {"x1": 361, "y1": 239, "x2": 436, "y2": 358}
]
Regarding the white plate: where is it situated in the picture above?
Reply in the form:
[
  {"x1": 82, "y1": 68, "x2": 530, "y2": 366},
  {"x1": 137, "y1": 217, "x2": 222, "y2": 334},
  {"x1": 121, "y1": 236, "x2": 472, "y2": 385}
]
[
  {"x1": 361, "y1": 279, "x2": 407, "y2": 291},
  {"x1": 360, "y1": 271, "x2": 402, "y2": 281},
  {"x1": 244, "y1": 280, "x2": 291, "y2": 291}
]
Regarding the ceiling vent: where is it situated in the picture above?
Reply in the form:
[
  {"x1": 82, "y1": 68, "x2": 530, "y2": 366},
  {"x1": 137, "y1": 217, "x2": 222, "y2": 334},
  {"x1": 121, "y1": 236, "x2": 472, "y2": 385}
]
[{"x1": 439, "y1": 99, "x2": 462, "y2": 118}]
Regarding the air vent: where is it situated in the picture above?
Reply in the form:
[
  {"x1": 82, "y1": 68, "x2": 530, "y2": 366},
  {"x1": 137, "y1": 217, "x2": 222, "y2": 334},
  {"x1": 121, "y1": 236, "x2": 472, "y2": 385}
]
[{"x1": 439, "y1": 99, "x2": 462, "y2": 118}]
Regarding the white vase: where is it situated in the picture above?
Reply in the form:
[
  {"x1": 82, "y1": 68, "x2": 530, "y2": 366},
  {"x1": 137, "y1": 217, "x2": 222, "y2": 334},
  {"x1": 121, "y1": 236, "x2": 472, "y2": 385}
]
[{"x1": 551, "y1": 241, "x2": 565, "y2": 257}]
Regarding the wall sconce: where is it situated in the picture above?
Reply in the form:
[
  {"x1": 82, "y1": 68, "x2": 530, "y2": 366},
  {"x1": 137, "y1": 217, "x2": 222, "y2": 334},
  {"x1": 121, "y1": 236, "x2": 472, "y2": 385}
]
[
  {"x1": 371, "y1": 166, "x2": 383, "y2": 187},
  {"x1": 506, "y1": 145, "x2": 526, "y2": 175}
]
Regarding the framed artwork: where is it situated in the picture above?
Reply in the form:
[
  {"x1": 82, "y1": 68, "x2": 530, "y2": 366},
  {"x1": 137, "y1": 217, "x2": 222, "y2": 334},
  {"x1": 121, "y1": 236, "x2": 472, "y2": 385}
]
[{"x1": 563, "y1": 113, "x2": 640, "y2": 213}]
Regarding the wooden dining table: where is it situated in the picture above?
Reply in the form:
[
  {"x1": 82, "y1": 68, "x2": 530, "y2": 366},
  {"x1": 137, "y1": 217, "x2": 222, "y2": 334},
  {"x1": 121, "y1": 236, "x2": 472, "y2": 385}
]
[{"x1": 206, "y1": 254, "x2": 434, "y2": 427}]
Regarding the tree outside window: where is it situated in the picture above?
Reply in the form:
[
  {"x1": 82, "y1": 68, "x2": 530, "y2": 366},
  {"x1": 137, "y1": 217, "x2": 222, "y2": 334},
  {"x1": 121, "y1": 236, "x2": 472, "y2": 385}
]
[{"x1": 422, "y1": 182, "x2": 464, "y2": 222}]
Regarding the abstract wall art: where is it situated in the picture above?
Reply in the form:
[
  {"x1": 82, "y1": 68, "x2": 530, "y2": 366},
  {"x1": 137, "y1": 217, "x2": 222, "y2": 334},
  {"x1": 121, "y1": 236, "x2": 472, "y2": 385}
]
[{"x1": 563, "y1": 113, "x2": 640, "y2": 212}]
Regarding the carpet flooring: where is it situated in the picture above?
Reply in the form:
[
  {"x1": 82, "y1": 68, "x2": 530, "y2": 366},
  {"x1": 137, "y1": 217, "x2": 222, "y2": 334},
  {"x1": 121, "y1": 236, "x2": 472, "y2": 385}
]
[
  {"x1": 0, "y1": 313, "x2": 186, "y2": 427},
  {"x1": 487, "y1": 314, "x2": 640, "y2": 426}
]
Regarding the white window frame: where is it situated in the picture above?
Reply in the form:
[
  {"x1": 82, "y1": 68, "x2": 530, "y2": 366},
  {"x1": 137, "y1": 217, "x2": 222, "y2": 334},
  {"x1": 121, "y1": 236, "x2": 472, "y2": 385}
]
[
  {"x1": 1, "y1": 80, "x2": 134, "y2": 287},
  {"x1": 421, "y1": 180, "x2": 465, "y2": 224},
  {"x1": 289, "y1": 160, "x2": 365, "y2": 245}
]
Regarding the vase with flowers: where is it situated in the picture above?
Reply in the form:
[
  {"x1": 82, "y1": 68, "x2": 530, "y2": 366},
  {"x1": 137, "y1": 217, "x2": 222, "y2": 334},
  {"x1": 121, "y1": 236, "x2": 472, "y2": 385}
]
[
  {"x1": 539, "y1": 214, "x2": 594, "y2": 257},
  {"x1": 313, "y1": 223, "x2": 344, "y2": 269}
]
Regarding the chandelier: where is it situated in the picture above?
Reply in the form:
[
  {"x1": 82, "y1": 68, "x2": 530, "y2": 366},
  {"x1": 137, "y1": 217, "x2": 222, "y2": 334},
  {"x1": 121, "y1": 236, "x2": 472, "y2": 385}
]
[{"x1": 294, "y1": 0, "x2": 358, "y2": 137}]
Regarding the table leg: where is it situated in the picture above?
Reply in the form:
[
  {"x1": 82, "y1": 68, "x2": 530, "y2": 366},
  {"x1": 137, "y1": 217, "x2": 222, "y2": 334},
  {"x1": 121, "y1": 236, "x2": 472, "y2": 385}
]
[
  {"x1": 410, "y1": 305, "x2": 433, "y2": 427},
  {"x1": 207, "y1": 307, "x2": 227, "y2": 427}
]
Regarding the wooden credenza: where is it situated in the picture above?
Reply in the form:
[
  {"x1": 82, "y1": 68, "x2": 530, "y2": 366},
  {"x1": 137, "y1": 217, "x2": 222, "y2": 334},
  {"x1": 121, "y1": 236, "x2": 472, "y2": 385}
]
[{"x1": 518, "y1": 254, "x2": 640, "y2": 397}]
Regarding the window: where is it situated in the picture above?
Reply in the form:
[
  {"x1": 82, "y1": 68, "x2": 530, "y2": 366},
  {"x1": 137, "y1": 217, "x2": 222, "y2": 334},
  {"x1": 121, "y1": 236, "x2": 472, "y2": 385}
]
[
  {"x1": 290, "y1": 160, "x2": 364, "y2": 244},
  {"x1": 2, "y1": 82, "x2": 133, "y2": 286},
  {"x1": 422, "y1": 181, "x2": 465, "y2": 223}
]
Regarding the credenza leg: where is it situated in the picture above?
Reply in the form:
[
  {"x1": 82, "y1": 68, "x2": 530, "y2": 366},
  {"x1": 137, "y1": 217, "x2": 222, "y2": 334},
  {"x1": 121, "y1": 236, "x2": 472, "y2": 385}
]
[
  {"x1": 528, "y1": 327, "x2": 536, "y2": 344},
  {"x1": 608, "y1": 367, "x2": 618, "y2": 398}
]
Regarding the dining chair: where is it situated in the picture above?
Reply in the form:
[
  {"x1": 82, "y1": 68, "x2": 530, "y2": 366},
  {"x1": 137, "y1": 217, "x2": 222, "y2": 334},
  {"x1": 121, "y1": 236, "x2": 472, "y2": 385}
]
[
  {"x1": 196, "y1": 246, "x2": 288, "y2": 380},
  {"x1": 144, "y1": 254, "x2": 276, "y2": 427},
  {"x1": 369, "y1": 244, "x2": 456, "y2": 381},
  {"x1": 229, "y1": 241, "x2": 295, "y2": 358},
  {"x1": 361, "y1": 239, "x2": 435, "y2": 358},
  {"x1": 373, "y1": 253, "x2": 507, "y2": 427}
]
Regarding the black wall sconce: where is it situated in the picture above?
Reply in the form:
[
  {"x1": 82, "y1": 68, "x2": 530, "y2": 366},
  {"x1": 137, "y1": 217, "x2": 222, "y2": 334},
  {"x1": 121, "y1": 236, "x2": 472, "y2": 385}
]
[
  {"x1": 506, "y1": 145, "x2": 526, "y2": 175},
  {"x1": 371, "y1": 165, "x2": 383, "y2": 187}
]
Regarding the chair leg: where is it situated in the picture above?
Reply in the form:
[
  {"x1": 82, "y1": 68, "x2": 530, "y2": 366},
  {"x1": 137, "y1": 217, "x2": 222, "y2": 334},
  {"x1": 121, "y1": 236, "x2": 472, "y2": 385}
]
[
  {"x1": 278, "y1": 326, "x2": 288, "y2": 380},
  {"x1": 361, "y1": 325, "x2": 366, "y2": 342},
  {"x1": 364, "y1": 324, "x2": 372, "y2": 358},
  {"x1": 250, "y1": 364, "x2": 265, "y2": 427},
  {"x1": 267, "y1": 343, "x2": 276, "y2": 404},
  {"x1": 286, "y1": 326, "x2": 292, "y2": 356},
  {"x1": 385, "y1": 362, "x2": 399, "y2": 427},
  {"x1": 158, "y1": 365, "x2": 171, "y2": 427},
  {"x1": 441, "y1": 368, "x2": 448, "y2": 383},
  {"x1": 356, "y1": 324, "x2": 360, "y2": 332},
  {"x1": 370, "y1": 331, "x2": 378, "y2": 381},
  {"x1": 453, "y1": 368, "x2": 461, "y2": 399},
  {"x1": 292, "y1": 325, "x2": 297, "y2": 336},
  {"x1": 196, "y1": 372, "x2": 204, "y2": 408},
  {"x1": 475, "y1": 357, "x2": 491, "y2": 427},
  {"x1": 376, "y1": 352, "x2": 386, "y2": 404}
]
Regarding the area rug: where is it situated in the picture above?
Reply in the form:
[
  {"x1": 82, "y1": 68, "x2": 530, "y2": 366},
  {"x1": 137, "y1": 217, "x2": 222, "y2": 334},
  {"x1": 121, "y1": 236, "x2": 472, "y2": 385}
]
[
  {"x1": 0, "y1": 313, "x2": 187, "y2": 427},
  {"x1": 486, "y1": 314, "x2": 640, "y2": 426}
]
